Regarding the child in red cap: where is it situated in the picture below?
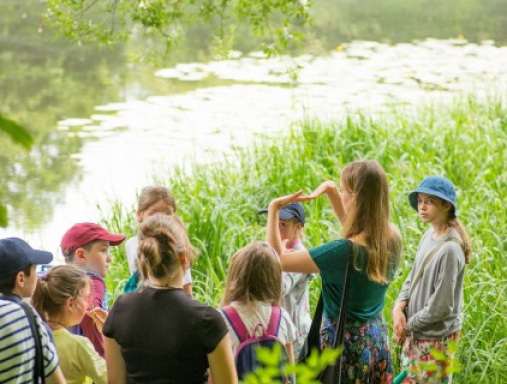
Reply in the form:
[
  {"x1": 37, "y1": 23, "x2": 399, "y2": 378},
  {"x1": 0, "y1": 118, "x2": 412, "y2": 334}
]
[{"x1": 61, "y1": 222, "x2": 125, "y2": 357}]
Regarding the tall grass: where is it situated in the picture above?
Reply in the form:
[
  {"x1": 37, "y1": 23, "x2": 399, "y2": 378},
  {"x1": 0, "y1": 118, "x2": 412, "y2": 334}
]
[{"x1": 103, "y1": 96, "x2": 507, "y2": 382}]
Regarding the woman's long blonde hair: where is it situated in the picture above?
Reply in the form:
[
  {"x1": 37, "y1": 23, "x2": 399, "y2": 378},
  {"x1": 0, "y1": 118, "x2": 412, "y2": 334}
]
[
  {"x1": 221, "y1": 242, "x2": 282, "y2": 306},
  {"x1": 341, "y1": 161, "x2": 402, "y2": 284}
]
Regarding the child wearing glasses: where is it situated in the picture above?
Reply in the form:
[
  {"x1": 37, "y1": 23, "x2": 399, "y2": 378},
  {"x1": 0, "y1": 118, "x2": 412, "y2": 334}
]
[
  {"x1": 32, "y1": 265, "x2": 107, "y2": 384},
  {"x1": 393, "y1": 176, "x2": 472, "y2": 383}
]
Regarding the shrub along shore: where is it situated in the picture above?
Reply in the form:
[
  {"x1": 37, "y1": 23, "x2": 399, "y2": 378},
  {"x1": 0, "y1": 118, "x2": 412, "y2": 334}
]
[{"x1": 103, "y1": 96, "x2": 507, "y2": 382}]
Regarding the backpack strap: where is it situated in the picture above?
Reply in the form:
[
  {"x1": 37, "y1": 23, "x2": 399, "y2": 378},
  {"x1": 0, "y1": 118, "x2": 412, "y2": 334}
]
[
  {"x1": 221, "y1": 306, "x2": 250, "y2": 342},
  {"x1": 266, "y1": 305, "x2": 282, "y2": 337},
  {"x1": 0, "y1": 293, "x2": 45, "y2": 384}
]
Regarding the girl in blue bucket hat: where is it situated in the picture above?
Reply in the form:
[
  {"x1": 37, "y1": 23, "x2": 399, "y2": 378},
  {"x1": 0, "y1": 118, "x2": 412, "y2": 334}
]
[{"x1": 393, "y1": 176, "x2": 472, "y2": 383}]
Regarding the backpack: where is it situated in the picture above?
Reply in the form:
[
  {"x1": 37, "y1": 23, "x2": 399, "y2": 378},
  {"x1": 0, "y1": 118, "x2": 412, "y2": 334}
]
[{"x1": 221, "y1": 305, "x2": 293, "y2": 383}]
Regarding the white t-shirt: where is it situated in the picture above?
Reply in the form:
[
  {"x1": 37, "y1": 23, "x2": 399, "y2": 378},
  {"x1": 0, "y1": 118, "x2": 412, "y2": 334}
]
[
  {"x1": 125, "y1": 236, "x2": 192, "y2": 285},
  {"x1": 220, "y1": 301, "x2": 297, "y2": 354}
]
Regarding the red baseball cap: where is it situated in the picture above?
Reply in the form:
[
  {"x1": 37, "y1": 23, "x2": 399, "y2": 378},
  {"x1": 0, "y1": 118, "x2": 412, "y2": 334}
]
[{"x1": 61, "y1": 223, "x2": 126, "y2": 257}]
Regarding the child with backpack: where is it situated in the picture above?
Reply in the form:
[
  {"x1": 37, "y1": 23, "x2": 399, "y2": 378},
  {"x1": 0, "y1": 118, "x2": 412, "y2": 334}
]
[
  {"x1": 220, "y1": 241, "x2": 297, "y2": 381},
  {"x1": 124, "y1": 185, "x2": 193, "y2": 294},
  {"x1": 32, "y1": 265, "x2": 107, "y2": 384},
  {"x1": 393, "y1": 176, "x2": 472, "y2": 383}
]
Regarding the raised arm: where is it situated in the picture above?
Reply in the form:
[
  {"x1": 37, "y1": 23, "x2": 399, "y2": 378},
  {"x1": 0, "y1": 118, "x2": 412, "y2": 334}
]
[
  {"x1": 302, "y1": 181, "x2": 346, "y2": 226},
  {"x1": 266, "y1": 191, "x2": 319, "y2": 274}
]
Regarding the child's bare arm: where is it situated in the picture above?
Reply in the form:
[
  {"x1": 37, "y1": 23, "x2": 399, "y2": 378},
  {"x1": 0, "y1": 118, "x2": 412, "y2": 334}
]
[{"x1": 207, "y1": 335, "x2": 237, "y2": 384}]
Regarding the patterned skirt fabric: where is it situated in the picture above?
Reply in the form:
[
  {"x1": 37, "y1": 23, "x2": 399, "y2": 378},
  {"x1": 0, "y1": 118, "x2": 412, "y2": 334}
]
[
  {"x1": 321, "y1": 314, "x2": 394, "y2": 384},
  {"x1": 400, "y1": 331, "x2": 460, "y2": 384}
]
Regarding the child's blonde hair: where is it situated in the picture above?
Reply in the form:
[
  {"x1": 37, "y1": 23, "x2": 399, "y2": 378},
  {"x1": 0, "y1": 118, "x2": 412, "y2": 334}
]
[
  {"x1": 138, "y1": 214, "x2": 196, "y2": 282},
  {"x1": 31, "y1": 265, "x2": 89, "y2": 322},
  {"x1": 138, "y1": 186, "x2": 177, "y2": 213},
  {"x1": 340, "y1": 161, "x2": 402, "y2": 284},
  {"x1": 221, "y1": 241, "x2": 282, "y2": 306}
]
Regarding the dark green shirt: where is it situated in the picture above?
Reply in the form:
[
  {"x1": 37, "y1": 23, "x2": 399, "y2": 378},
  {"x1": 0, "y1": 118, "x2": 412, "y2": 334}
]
[{"x1": 309, "y1": 239, "x2": 392, "y2": 321}]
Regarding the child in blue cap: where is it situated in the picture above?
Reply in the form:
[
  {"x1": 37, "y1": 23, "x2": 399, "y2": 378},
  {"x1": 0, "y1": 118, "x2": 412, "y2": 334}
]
[
  {"x1": 259, "y1": 202, "x2": 313, "y2": 356},
  {"x1": 393, "y1": 176, "x2": 472, "y2": 383}
]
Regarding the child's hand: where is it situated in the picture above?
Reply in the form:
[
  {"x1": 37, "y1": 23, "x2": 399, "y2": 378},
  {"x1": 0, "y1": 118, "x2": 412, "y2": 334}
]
[
  {"x1": 299, "y1": 181, "x2": 340, "y2": 201},
  {"x1": 392, "y1": 302, "x2": 409, "y2": 343},
  {"x1": 268, "y1": 190, "x2": 304, "y2": 210},
  {"x1": 87, "y1": 307, "x2": 108, "y2": 333}
]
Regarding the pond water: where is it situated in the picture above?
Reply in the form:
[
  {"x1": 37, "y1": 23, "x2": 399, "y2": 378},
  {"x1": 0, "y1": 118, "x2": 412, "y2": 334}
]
[{"x1": 1, "y1": 0, "x2": 506, "y2": 255}]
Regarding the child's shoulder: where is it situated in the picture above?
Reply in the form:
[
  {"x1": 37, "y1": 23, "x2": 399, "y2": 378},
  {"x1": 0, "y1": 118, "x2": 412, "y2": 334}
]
[{"x1": 125, "y1": 236, "x2": 138, "y2": 248}]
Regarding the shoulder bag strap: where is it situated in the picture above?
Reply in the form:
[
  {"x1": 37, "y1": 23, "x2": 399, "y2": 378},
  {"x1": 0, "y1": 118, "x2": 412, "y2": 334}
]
[
  {"x1": 0, "y1": 294, "x2": 45, "y2": 384},
  {"x1": 332, "y1": 239, "x2": 353, "y2": 349},
  {"x1": 408, "y1": 237, "x2": 462, "y2": 298},
  {"x1": 221, "y1": 306, "x2": 250, "y2": 342},
  {"x1": 266, "y1": 305, "x2": 282, "y2": 336}
]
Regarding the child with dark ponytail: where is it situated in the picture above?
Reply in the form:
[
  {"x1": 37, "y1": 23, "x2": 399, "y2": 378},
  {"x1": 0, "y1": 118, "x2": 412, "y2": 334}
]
[
  {"x1": 32, "y1": 265, "x2": 107, "y2": 384},
  {"x1": 103, "y1": 214, "x2": 237, "y2": 384}
]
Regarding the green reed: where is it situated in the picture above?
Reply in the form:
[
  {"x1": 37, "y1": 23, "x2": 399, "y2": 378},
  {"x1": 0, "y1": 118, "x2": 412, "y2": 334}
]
[{"x1": 102, "y1": 95, "x2": 507, "y2": 382}]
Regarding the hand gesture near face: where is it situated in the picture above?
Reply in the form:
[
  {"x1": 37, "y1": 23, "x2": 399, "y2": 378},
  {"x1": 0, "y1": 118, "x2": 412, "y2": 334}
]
[
  {"x1": 299, "y1": 181, "x2": 341, "y2": 201},
  {"x1": 87, "y1": 307, "x2": 108, "y2": 333},
  {"x1": 268, "y1": 190, "x2": 305, "y2": 210}
]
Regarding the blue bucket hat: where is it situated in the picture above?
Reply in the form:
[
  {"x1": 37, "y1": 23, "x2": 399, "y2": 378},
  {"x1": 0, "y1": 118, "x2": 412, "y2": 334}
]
[
  {"x1": 408, "y1": 176, "x2": 457, "y2": 217},
  {"x1": 258, "y1": 202, "x2": 306, "y2": 226}
]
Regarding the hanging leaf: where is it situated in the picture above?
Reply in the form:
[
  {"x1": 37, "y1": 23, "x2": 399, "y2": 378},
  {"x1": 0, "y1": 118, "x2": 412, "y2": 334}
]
[
  {"x1": 0, "y1": 203, "x2": 7, "y2": 227},
  {"x1": 0, "y1": 113, "x2": 33, "y2": 150}
]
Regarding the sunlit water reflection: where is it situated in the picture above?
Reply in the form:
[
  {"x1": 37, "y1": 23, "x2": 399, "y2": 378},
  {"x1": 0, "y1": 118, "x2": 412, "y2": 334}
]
[{"x1": 2, "y1": 38, "x2": 506, "y2": 255}]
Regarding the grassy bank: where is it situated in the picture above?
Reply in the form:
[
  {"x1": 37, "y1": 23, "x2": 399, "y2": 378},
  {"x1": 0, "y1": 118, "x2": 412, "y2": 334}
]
[{"x1": 103, "y1": 96, "x2": 507, "y2": 382}]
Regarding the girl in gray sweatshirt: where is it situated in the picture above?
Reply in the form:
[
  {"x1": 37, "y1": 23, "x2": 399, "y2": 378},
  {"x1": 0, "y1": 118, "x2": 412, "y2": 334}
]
[{"x1": 393, "y1": 176, "x2": 472, "y2": 384}]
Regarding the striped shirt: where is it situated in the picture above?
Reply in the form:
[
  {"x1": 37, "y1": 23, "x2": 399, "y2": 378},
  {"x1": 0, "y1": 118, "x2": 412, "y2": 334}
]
[{"x1": 0, "y1": 299, "x2": 59, "y2": 383}]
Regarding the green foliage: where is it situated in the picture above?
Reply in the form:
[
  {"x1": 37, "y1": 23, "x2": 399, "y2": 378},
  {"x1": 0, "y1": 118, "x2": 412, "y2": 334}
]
[
  {"x1": 0, "y1": 112, "x2": 34, "y2": 227},
  {"x1": 45, "y1": 0, "x2": 311, "y2": 59},
  {"x1": 241, "y1": 346, "x2": 341, "y2": 384},
  {"x1": 103, "y1": 96, "x2": 507, "y2": 382},
  {"x1": 0, "y1": 113, "x2": 34, "y2": 150}
]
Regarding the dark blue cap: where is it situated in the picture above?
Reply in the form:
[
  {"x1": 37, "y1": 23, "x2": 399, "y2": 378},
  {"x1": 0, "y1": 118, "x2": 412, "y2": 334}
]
[
  {"x1": 408, "y1": 176, "x2": 457, "y2": 217},
  {"x1": 258, "y1": 202, "x2": 306, "y2": 226},
  {"x1": 0, "y1": 238, "x2": 53, "y2": 278}
]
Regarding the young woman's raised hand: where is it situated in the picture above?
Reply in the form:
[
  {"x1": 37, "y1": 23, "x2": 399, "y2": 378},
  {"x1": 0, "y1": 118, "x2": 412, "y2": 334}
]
[{"x1": 299, "y1": 181, "x2": 340, "y2": 201}]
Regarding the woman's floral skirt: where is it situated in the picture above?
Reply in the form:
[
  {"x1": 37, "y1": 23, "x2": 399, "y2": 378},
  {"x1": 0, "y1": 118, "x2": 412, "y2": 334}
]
[{"x1": 321, "y1": 314, "x2": 394, "y2": 384}]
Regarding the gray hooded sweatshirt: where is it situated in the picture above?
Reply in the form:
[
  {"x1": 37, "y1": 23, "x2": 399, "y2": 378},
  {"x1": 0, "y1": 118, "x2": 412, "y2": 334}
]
[{"x1": 396, "y1": 228, "x2": 465, "y2": 339}]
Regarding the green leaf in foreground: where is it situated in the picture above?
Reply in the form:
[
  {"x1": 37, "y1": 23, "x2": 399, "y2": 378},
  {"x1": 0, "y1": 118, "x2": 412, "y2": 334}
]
[
  {"x1": 0, "y1": 113, "x2": 33, "y2": 149},
  {"x1": 0, "y1": 203, "x2": 7, "y2": 227}
]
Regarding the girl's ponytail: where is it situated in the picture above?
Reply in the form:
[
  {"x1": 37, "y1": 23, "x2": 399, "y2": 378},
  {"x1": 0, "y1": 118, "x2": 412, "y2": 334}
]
[
  {"x1": 32, "y1": 278, "x2": 48, "y2": 322},
  {"x1": 450, "y1": 218, "x2": 472, "y2": 264},
  {"x1": 30, "y1": 265, "x2": 89, "y2": 321}
]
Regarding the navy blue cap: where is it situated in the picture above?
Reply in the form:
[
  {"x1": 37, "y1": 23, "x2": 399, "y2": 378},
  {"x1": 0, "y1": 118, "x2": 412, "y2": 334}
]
[
  {"x1": 0, "y1": 238, "x2": 53, "y2": 278},
  {"x1": 408, "y1": 176, "x2": 457, "y2": 217},
  {"x1": 258, "y1": 202, "x2": 306, "y2": 226}
]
